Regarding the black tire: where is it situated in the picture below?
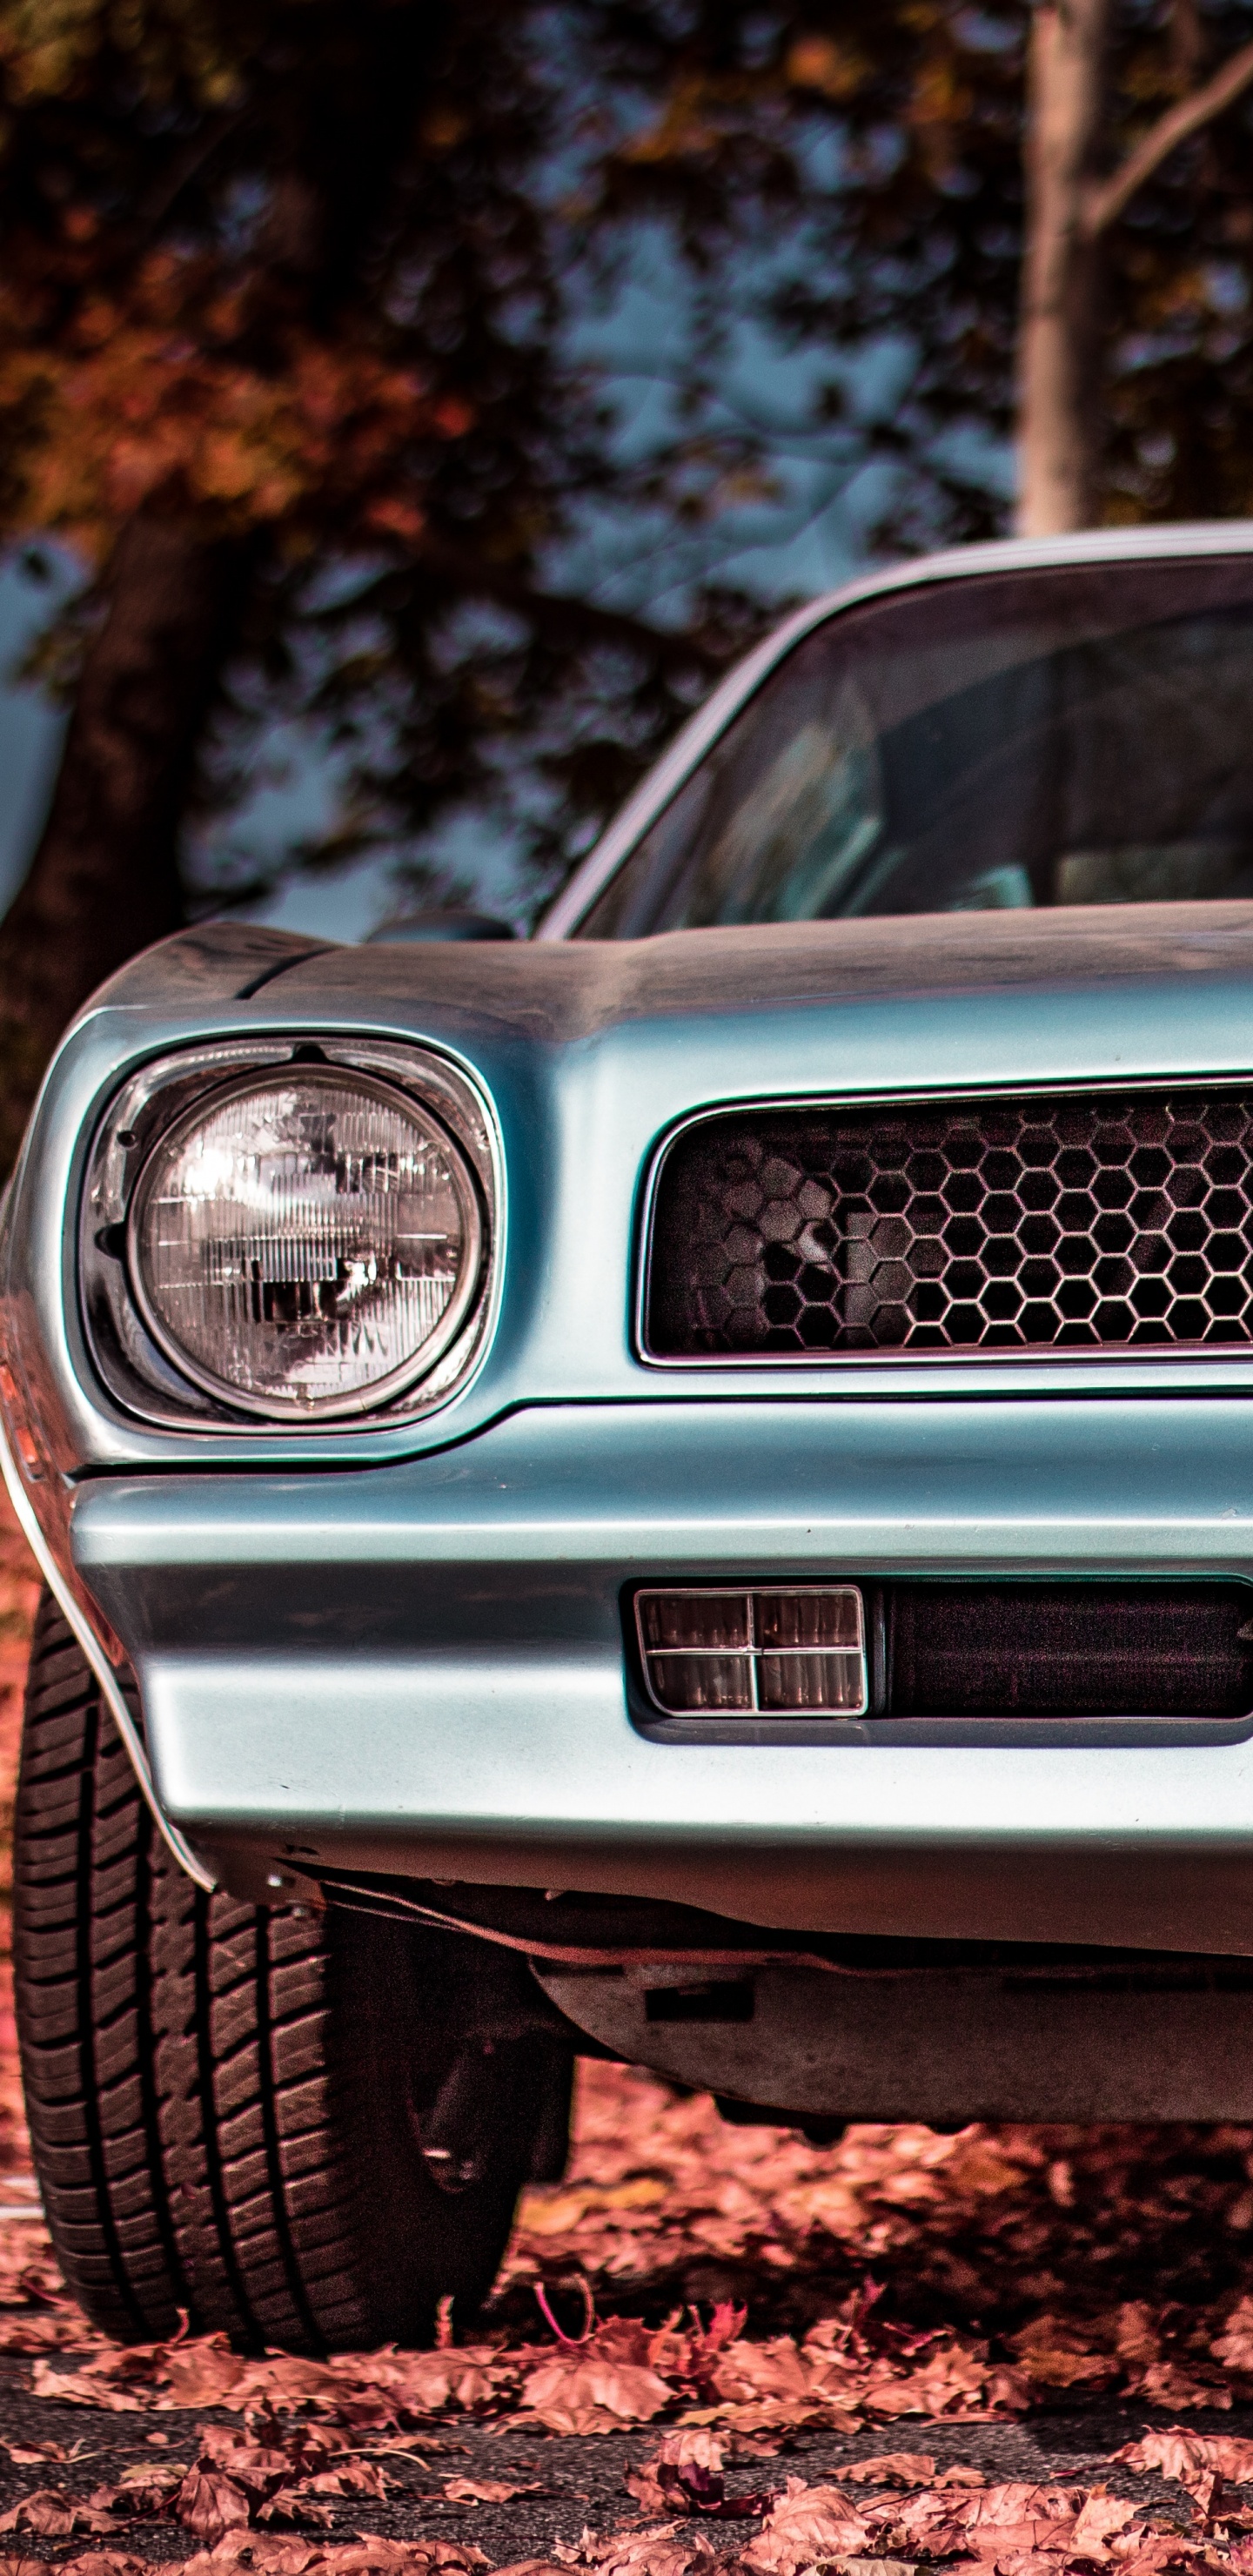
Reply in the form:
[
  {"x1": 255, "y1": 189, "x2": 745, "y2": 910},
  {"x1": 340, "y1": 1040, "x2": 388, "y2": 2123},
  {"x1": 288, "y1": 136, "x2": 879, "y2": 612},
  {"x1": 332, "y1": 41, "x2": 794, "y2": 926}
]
[{"x1": 14, "y1": 1590, "x2": 570, "y2": 2351}]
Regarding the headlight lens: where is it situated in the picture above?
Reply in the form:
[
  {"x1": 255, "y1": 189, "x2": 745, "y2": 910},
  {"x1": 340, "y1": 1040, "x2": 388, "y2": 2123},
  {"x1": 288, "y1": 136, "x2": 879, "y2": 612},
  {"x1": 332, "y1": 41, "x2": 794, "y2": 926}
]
[{"x1": 128, "y1": 1067, "x2": 483, "y2": 1417}]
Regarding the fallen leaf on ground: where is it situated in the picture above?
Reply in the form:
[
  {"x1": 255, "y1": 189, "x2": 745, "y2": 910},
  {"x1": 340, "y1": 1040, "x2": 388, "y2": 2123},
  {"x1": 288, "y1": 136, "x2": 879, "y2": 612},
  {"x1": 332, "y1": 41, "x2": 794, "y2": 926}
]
[
  {"x1": 1117, "y1": 2430, "x2": 1253, "y2": 2490},
  {"x1": 442, "y1": 2479, "x2": 544, "y2": 2505},
  {"x1": 520, "y1": 2320, "x2": 675, "y2": 2436},
  {"x1": 178, "y1": 2468, "x2": 254, "y2": 2540},
  {"x1": 3, "y1": 2438, "x2": 92, "y2": 2464},
  {"x1": 834, "y1": 2452, "x2": 936, "y2": 2485},
  {"x1": 551, "y1": 2523, "x2": 717, "y2": 2576},
  {"x1": 624, "y1": 2428, "x2": 774, "y2": 2519},
  {"x1": 42, "y1": 2558, "x2": 151, "y2": 2576},
  {"x1": 0, "y1": 2488, "x2": 121, "y2": 2538},
  {"x1": 1214, "y1": 2299, "x2": 1253, "y2": 2374},
  {"x1": 184, "y1": 2540, "x2": 489, "y2": 2576},
  {"x1": 741, "y1": 2475, "x2": 875, "y2": 2570}
]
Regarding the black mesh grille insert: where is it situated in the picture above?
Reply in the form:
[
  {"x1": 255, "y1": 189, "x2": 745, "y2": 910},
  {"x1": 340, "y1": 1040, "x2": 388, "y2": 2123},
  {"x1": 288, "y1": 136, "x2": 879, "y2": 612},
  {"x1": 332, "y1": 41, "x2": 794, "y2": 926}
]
[
  {"x1": 646, "y1": 1090, "x2": 1253, "y2": 1356},
  {"x1": 887, "y1": 1583, "x2": 1252, "y2": 1718}
]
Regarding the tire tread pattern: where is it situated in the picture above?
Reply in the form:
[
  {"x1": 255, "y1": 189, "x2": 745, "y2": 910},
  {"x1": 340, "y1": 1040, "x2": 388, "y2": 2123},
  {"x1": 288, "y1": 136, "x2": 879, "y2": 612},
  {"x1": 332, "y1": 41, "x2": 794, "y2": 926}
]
[{"x1": 14, "y1": 1592, "x2": 539, "y2": 2349}]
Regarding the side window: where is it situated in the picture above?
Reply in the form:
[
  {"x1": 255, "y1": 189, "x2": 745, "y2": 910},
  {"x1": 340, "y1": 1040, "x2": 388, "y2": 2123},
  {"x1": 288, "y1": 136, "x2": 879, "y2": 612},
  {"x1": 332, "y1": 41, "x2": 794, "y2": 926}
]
[
  {"x1": 574, "y1": 761, "x2": 713, "y2": 939},
  {"x1": 573, "y1": 560, "x2": 1253, "y2": 936},
  {"x1": 691, "y1": 678, "x2": 884, "y2": 924},
  {"x1": 576, "y1": 641, "x2": 885, "y2": 936}
]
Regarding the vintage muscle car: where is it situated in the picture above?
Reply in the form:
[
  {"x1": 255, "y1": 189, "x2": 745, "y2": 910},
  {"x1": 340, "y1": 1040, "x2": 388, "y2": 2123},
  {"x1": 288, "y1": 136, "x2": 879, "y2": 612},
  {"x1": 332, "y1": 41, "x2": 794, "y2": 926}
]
[{"x1": 7, "y1": 522, "x2": 1253, "y2": 2351}]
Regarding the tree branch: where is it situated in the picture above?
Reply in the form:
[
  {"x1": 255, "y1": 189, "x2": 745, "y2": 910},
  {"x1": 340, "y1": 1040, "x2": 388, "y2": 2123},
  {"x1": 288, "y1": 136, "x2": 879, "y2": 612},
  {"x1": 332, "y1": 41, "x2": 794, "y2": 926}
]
[
  {"x1": 1082, "y1": 37, "x2": 1253, "y2": 238},
  {"x1": 320, "y1": 535, "x2": 733, "y2": 675}
]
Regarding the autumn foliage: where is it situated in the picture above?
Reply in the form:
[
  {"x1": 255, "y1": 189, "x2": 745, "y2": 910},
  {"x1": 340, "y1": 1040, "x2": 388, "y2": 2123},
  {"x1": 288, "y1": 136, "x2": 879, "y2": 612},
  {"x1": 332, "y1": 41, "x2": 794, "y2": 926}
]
[
  {"x1": 0, "y1": 3, "x2": 461, "y2": 558},
  {"x1": 10, "y1": 1, "x2": 1253, "y2": 1179},
  {"x1": 1, "y1": 257, "x2": 470, "y2": 563}
]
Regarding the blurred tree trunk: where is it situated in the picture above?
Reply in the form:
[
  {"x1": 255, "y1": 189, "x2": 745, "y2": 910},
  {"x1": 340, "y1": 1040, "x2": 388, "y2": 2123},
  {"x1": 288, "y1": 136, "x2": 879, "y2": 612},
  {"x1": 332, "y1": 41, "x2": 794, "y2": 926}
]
[
  {"x1": 0, "y1": 515, "x2": 249, "y2": 1174},
  {"x1": 1017, "y1": 3, "x2": 1253, "y2": 534},
  {"x1": 0, "y1": 5, "x2": 452, "y2": 1183},
  {"x1": 1016, "y1": 0, "x2": 1110, "y2": 536}
]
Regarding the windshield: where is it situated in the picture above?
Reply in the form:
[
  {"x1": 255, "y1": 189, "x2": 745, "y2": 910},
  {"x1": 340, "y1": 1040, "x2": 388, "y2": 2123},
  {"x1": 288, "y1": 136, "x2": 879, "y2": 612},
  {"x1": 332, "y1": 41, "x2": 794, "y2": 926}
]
[{"x1": 573, "y1": 557, "x2": 1253, "y2": 936}]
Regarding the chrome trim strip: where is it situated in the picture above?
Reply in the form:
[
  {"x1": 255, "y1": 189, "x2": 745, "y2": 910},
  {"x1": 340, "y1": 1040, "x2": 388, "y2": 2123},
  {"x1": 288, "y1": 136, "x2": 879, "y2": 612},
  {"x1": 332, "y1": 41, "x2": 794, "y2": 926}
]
[
  {"x1": 539, "y1": 521, "x2": 1253, "y2": 942},
  {"x1": 634, "y1": 1070, "x2": 1253, "y2": 1372},
  {"x1": 0, "y1": 1425, "x2": 216, "y2": 1892}
]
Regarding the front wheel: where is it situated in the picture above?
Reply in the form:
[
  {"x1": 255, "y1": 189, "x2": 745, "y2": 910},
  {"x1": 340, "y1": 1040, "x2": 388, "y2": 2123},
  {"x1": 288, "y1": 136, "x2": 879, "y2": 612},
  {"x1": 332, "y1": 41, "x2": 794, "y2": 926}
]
[{"x1": 14, "y1": 1591, "x2": 571, "y2": 2351}]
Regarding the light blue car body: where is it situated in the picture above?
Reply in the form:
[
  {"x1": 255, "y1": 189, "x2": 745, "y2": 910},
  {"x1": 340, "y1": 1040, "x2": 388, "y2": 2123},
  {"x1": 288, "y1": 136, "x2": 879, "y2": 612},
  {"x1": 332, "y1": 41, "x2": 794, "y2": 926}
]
[{"x1": 7, "y1": 526, "x2": 1253, "y2": 1998}]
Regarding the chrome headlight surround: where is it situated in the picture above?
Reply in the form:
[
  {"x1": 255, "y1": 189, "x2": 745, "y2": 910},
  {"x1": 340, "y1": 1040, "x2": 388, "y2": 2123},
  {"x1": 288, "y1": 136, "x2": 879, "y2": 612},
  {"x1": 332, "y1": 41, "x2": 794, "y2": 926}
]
[{"x1": 79, "y1": 1036, "x2": 499, "y2": 1431}]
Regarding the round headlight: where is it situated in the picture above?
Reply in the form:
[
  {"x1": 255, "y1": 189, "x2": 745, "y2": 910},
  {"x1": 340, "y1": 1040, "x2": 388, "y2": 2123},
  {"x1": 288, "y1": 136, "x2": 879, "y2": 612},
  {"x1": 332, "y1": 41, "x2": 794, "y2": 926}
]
[{"x1": 128, "y1": 1068, "x2": 484, "y2": 1418}]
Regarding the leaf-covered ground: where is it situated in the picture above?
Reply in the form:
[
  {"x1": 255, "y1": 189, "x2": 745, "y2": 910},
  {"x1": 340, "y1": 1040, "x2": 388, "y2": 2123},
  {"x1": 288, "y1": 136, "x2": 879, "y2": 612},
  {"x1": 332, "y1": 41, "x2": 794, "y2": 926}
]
[{"x1": 7, "y1": 1490, "x2": 1253, "y2": 2576}]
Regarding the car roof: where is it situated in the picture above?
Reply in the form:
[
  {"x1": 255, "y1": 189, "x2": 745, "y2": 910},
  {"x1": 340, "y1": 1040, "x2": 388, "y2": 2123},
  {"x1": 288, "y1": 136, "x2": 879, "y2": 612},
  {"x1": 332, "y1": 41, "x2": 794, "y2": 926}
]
[{"x1": 536, "y1": 520, "x2": 1253, "y2": 943}]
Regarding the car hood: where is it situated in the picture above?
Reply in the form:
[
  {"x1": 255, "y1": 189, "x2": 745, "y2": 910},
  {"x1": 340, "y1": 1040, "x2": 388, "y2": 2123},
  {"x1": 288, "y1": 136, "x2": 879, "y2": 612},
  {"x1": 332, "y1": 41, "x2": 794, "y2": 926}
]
[{"x1": 86, "y1": 899, "x2": 1253, "y2": 1034}]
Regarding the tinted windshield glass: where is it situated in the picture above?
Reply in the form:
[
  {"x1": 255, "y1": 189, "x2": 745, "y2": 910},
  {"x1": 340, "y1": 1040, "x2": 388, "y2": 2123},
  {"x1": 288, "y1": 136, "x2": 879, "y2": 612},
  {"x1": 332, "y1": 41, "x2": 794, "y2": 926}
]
[{"x1": 573, "y1": 559, "x2": 1253, "y2": 936}]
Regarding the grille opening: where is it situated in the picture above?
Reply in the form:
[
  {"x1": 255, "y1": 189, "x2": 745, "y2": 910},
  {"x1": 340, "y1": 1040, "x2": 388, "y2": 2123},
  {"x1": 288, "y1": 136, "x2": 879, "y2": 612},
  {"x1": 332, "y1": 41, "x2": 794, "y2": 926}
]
[
  {"x1": 629, "y1": 1581, "x2": 1253, "y2": 1722},
  {"x1": 888, "y1": 1582, "x2": 1253, "y2": 1718},
  {"x1": 645, "y1": 1088, "x2": 1253, "y2": 1359}
]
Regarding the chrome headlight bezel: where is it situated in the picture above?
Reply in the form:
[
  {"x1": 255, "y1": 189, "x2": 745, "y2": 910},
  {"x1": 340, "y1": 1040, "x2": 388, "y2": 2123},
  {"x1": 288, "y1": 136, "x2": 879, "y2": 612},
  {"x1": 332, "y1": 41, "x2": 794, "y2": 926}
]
[{"x1": 79, "y1": 1036, "x2": 499, "y2": 1432}]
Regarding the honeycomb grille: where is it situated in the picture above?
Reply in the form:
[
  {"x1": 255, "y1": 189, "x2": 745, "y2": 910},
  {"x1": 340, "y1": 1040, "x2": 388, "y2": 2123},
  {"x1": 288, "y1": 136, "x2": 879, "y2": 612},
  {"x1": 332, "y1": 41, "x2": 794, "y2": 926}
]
[{"x1": 645, "y1": 1090, "x2": 1253, "y2": 1358}]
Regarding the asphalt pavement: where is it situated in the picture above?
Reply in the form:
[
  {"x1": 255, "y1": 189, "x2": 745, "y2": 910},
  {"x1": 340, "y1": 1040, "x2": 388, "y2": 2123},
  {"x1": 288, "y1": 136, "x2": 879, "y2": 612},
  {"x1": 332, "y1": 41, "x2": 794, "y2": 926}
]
[{"x1": 0, "y1": 2365, "x2": 1222, "y2": 2568}]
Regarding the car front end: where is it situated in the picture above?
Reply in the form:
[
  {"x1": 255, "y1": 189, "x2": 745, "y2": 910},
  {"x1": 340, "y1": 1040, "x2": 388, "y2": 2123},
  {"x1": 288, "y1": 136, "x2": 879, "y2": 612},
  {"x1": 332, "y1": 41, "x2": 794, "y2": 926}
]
[{"x1": 10, "y1": 526, "x2": 1253, "y2": 2143}]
